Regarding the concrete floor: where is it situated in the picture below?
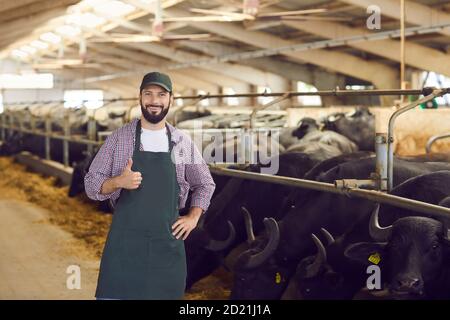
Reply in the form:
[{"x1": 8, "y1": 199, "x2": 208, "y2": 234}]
[{"x1": 0, "y1": 199, "x2": 100, "y2": 300}]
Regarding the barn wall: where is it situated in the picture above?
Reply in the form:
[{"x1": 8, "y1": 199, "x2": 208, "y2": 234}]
[
  {"x1": 2, "y1": 89, "x2": 64, "y2": 104},
  {"x1": 287, "y1": 107, "x2": 450, "y2": 156},
  {"x1": 0, "y1": 59, "x2": 61, "y2": 104},
  {"x1": 2, "y1": 87, "x2": 124, "y2": 107}
]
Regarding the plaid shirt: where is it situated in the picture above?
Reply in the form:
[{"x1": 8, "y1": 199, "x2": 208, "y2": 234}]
[{"x1": 84, "y1": 118, "x2": 215, "y2": 212}]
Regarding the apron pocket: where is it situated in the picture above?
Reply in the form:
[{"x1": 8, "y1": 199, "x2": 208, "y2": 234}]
[
  {"x1": 119, "y1": 233, "x2": 148, "y2": 268},
  {"x1": 148, "y1": 238, "x2": 182, "y2": 269}
]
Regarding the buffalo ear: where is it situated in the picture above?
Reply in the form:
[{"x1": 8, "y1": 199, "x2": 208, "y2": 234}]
[{"x1": 344, "y1": 242, "x2": 386, "y2": 265}]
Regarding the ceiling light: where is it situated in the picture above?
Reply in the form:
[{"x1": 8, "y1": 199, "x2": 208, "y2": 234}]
[
  {"x1": 40, "y1": 32, "x2": 62, "y2": 44},
  {"x1": 56, "y1": 25, "x2": 81, "y2": 36},
  {"x1": 66, "y1": 13, "x2": 106, "y2": 28},
  {"x1": 0, "y1": 73, "x2": 54, "y2": 89},
  {"x1": 83, "y1": 0, "x2": 107, "y2": 6},
  {"x1": 38, "y1": 58, "x2": 83, "y2": 66},
  {"x1": 30, "y1": 40, "x2": 49, "y2": 49},
  {"x1": 94, "y1": 1, "x2": 136, "y2": 17},
  {"x1": 32, "y1": 63, "x2": 63, "y2": 70},
  {"x1": 20, "y1": 46, "x2": 37, "y2": 54},
  {"x1": 11, "y1": 49, "x2": 28, "y2": 58}
]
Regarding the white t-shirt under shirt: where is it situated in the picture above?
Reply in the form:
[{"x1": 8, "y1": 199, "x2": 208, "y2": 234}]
[{"x1": 140, "y1": 126, "x2": 169, "y2": 152}]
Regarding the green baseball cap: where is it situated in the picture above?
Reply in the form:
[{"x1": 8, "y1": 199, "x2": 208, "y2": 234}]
[{"x1": 140, "y1": 71, "x2": 172, "y2": 93}]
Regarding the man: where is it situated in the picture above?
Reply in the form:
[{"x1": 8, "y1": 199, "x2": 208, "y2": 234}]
[{"x1": 84, "y1": 72, "x2": 216, "y2": 300}]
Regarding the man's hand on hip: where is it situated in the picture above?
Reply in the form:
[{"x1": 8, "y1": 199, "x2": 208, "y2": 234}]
[{"x1": 171, "y1": 207, "x2": 203, "y2": 240}]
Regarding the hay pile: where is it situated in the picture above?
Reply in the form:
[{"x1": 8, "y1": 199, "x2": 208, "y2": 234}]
[
  {"x1": 0, "y1": 157, "x2": 110, "y2": 259},
  {"x1": 0, "y1": 156, "x2": 231, "y2": 299}
]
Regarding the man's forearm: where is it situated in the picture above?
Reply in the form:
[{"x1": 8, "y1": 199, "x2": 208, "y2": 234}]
[
  {"x1": 100, "y1": 175, "x2": 123, "y2": 195},
  {"x1": 188, "y1": 206, "x2": 203, "y2": 217}
]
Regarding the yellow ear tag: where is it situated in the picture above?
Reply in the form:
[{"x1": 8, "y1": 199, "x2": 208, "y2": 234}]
[
  {"x1": 275, "y1": 272, "x2": 282, "y2": 284},
  {"x1": 368, "y1": 252, "x2": 381, "y2": 265}
]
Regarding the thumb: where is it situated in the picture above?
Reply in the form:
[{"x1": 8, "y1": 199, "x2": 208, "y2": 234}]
[{"x1": 125, "y1": 158, "x2": 133, "y2": 171}]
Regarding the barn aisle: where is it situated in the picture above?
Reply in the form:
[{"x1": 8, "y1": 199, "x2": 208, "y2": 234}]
[
  {"x1": 0, "y1": 157, "x2": 231, "y2": 299},
  {"x1": 0, "y1": 199, "x2": 99, "y2": 300}
]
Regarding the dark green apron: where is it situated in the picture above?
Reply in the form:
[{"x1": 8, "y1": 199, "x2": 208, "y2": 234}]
[{"x1": 95, "y1": 120, "x2": 186, "y2": 300}]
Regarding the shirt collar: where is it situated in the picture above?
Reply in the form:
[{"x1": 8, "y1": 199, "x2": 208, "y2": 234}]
[{"x1": 132, "y1": 118, "x2": 181, "y2": 145}]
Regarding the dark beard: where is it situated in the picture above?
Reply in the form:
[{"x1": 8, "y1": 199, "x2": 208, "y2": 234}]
[{"x1": 140, "y1": 100, "x2": 170, "y2": 124}]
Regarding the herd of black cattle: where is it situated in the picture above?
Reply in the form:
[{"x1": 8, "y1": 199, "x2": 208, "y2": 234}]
[{"x1": 1, "y1": 107, "x2": 450, "y2": 300}]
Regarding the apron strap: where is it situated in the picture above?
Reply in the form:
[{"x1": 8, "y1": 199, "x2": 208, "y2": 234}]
[
  {"x1": 135, "y1": 120, "x2": 174, "y2": 153},
  {"x1": 166, "y1": 123, "x2": 174, "y2": 152}
]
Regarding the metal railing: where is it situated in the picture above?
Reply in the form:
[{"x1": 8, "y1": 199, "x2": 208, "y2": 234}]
[
  {"x1": 386, "y1": 88, "x2": 447, "y2": 191},
  {"x1": 2, "y1": 87, "x2": 449, "y2": 107},
  {"x1": 1, "y1": 87, "x2": 449, "y2": 173},
  {"x1": 1, "y1": 87, "x2": 449, "y2": 218},
  {"x1": 426, "y1": 133, "x2": 450, "y2": 154},
  {"x1": 0, "y1": 111, "x2": 101, "y2": 167},
  {"x1": 209, "y1": 166, "x2": 450, "y2": 220}
]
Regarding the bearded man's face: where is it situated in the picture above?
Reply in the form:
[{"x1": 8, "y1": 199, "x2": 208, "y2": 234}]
[{"x1": 140, "y1": 84, "x2": 172, "y2": 124}]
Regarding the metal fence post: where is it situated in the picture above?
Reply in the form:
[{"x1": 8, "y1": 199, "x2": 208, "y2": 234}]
[
  {"x1": 0, "y1": 112, "x2": 5, "y2": 141},
  {"x1": 45, "y1": 116, "x2": 51, "y2": 160},
  {"x1": 87, "y1": 117, "x2": 96, "y2": 156},
  {"x1": 374, "y1": 133, "x2": 388, "y2": 192},
  {"x1": 18, "y1": 112, "x2": 24, "y2": 138},
  {"x1": 387, "y1": 88, "x2": 445, "y2": 191},
  {"x1": 9, "y1": 111, "x2": 14, "y2": 138},
  {"x1": 30, "y1": 114, "x2": 36, "y2": 132},
  {"x1": 63, "y1": 113, "x2": 70, "y2": 167}
]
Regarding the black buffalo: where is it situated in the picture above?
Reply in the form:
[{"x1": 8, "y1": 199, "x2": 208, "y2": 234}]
[
  {"x1": 344, "y1": 171, "x2": 450, "y2": 299},
  {"x1": 286, "y1": 117, "x2": 358, "y2": 162},
  {"x1": 185, "y1": 152, "x2": 318, "y2": 289},
  {"x1": 229, "y1": 158, "x2": 450, "y2": 300},
  {"x1": 68, "y1": 149, "x2": 112, "y2": 213},
  {"x1": 0, "y1": 132, "x2": 24, "y2": 156},
  {"x1": 1, "y1": 107, "x2": 124, "y2": 165},
  {"x1": 284, "y1": 170, "x2": 450, "y2": 300},
  {"x1": 322, "y1": 108, "x2": 375, "y2": 151}
]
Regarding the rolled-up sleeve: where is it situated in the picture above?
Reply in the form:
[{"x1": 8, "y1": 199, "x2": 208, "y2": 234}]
[
  {"x1": 84, "y1": 130, "x2": 118, "y2": 201},
  {"x1": 185, "y1": 141, "x2": 215, "y2": 212}
]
